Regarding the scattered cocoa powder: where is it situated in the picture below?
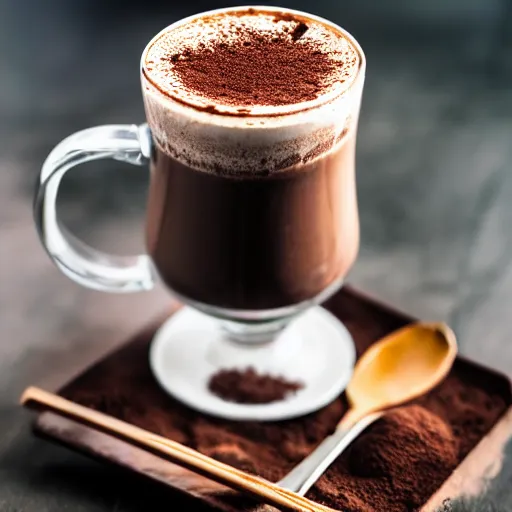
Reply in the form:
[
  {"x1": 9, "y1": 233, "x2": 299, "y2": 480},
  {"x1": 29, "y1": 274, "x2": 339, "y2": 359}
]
[
  {"x1": 208, "y1": 367, "x2": 303, "y2": 404},
  {"x1": 65, "y1": 332, "x2": 509, "y2": 512},
  {"x1": 144, "y1": 10, "x2": 360, "y2": 109}
]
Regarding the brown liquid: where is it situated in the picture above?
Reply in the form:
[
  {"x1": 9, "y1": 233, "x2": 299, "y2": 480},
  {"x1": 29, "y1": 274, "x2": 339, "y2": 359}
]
[{"x1": 145, "y1": 134, "x2": 359, "y2": 310}]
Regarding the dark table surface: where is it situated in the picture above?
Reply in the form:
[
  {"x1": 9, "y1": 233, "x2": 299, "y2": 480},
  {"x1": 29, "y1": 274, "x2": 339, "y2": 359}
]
[{"x1": 1, "y1": 0, "x2": 511, "y2": 510}]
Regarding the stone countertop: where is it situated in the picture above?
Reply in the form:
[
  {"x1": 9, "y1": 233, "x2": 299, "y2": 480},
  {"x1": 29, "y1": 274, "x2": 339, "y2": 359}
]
[{"x1": 0, "y1": 0, "x2": 511, "y2": 510}]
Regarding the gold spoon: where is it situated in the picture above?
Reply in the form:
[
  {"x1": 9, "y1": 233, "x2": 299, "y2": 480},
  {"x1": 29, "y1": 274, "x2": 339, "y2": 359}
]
[{"x1": 278, "y1": 321, "x2": 457, "y2": 495}]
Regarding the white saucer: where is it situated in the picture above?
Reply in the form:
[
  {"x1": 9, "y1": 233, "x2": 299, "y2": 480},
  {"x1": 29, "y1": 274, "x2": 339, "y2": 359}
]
[{"x1": 149, "y1": 306, "x2": 355, "y2": 421}]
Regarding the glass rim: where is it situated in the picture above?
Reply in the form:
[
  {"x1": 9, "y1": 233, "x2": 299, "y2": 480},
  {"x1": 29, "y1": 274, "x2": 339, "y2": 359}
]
[{"x1": 140, "y1": 5, "x2": 366, "y2": 119}]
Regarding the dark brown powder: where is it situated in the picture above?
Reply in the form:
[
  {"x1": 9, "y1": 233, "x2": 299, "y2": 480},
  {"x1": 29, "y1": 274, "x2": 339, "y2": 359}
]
[
  {"x1": 349, "y1": 406, "x2": 458, "y2": 479},
  {"x1": 143, "y1": 6, "x2": 362, "y2": 111},
  {"x1": 309, "y1": 406, "x2": 459, "y2": 511},
  {"x1": 169, "y1": 28, "x2": 337, "y2": 107},
  {"x1": 208, "y1": 367, "x2": 303, "y2": 404},
  {"x1": 65, "y1": 334, "x2": 509, "y2": 512}
]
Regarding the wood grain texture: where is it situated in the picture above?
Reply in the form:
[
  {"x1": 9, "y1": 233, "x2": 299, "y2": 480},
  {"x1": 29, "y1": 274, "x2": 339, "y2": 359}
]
[{"x1": 25, "y1": 389, "x2": 335, "y2": 512}]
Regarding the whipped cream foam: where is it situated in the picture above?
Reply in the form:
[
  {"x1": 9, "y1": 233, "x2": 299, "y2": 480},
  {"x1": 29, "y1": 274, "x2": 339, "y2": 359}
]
[{"x1": 141, "y1": 7, "x2": 365, "y2": 175}]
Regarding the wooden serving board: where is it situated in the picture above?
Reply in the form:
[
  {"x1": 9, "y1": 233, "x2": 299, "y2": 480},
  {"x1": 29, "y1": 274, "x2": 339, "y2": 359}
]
[{"x1": 31, "y1": 287, "x2": 512, "y2": 511}]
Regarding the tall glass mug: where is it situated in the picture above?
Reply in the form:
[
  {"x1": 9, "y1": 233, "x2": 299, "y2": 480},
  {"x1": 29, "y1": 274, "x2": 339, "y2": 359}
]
[{"x1": 35, "y1": 6, "x2": 365, "y2": 420}]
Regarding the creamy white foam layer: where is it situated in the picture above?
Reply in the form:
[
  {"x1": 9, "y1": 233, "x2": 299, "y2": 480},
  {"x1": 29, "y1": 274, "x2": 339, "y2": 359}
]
[{"x1": 140, "y1": 7, "x2": 365, "y2": 175}]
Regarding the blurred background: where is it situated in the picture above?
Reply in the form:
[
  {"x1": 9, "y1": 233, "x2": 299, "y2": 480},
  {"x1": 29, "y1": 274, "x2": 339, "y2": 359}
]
[{"x1": 0, "y1": 0, "x2": 511, "y2": 509}]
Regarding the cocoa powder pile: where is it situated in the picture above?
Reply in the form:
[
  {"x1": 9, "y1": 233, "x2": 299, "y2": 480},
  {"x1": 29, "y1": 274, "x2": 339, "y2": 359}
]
[
  {"x1": 310, "y1": 406, "x2": 459, "y2": 511},
  {"x1": 67, "y1": 338, "x2": 509, "y2": 512},
  {"x1": 208, "y1": 367, "x2": 303, "y2": 404}
]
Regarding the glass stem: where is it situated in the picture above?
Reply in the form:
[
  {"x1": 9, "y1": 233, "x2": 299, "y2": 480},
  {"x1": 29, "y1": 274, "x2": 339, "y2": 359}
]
[{"x1": 219, "y1": 317, "x2": 292, "y2": 345}]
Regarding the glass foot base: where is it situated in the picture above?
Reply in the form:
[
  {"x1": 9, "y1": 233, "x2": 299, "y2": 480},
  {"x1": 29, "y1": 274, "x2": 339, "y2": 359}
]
[{"x1": 149, "y1": 306, "x2": 356, "y2": 421}]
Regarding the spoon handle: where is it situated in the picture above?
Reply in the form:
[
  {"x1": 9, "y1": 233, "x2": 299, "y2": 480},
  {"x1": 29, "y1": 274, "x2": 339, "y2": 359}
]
[{"x1": 278, "y1": 412, "x2": 383, "y2": 495}]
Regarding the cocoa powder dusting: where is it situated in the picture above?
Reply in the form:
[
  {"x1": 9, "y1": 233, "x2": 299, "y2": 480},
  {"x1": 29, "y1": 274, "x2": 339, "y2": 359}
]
[
  {"x1": 144, "y1": 10, "x2": 360, "y2": 109},
  {"x1": 65, "y1": 334, "x2": 509, "y2": 512},
  {"x1": 169, "y1": 27, "x2": 336, "y2": 107},
  {"x1": 208, "y1": 367, "x2": 303, "y2": 404}
]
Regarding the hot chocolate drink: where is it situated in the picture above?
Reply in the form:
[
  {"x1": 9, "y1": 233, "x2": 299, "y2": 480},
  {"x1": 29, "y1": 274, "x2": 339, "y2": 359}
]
[
  {"x1": 35, "y1": 6, "x2": 367, "y2": 419},
  {"x1": 142, "y1": 8, "x2": 363, "y2": 310}
]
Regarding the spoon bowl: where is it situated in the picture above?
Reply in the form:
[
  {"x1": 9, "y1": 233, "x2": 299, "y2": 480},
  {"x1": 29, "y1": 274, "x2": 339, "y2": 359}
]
[
  {"x1": 278, "y1": 321, "x2": 458, "y2": 494},
  {"x1": 342, "y1": 322, "x2": 457, "y2": 427}
]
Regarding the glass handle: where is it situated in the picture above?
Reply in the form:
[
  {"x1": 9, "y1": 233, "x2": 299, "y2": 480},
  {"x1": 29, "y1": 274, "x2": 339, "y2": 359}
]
[{"x1": 34, "y1": 123, "x2": 155, "y2": 293}]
